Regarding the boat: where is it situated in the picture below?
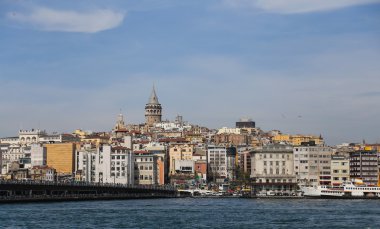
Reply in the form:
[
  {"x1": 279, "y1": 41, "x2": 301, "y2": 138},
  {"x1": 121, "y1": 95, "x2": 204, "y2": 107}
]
[{"x1": 301, "y1": 179, "x2": 380, "y2": 199}]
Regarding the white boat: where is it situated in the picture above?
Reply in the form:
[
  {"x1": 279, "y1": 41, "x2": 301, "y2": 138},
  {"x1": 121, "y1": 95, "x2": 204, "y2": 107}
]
[{"x1": 301, "y1": 181, "x2": 380, "y2": 198}]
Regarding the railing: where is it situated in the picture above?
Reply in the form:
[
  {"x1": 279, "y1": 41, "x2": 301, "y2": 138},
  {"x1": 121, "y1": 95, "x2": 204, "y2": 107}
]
[{"x1": 0, "y1": 180, "x2": 176, "y2": 191}]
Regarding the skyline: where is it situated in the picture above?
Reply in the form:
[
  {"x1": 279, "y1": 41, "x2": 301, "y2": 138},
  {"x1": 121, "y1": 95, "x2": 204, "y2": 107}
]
[{"x1": 1, "y1": 0, "x2": 380, "y2": 145}]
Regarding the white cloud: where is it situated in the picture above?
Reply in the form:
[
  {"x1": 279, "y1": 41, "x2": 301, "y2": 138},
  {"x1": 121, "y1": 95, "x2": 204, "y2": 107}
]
[
  {"x1": 7, "y1": 7, "x2": 125, "y2": 33},
  {"x1": 223, "y1": 0, "x2": 380, "y2": 14}
]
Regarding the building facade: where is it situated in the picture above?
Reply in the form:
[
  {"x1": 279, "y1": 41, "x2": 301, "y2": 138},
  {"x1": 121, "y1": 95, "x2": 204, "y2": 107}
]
[
  {"x1": 169, "y1": 143, "x2": 194, "y2": 175},
  {"x1": 350, "y1": 150, "x2": 379, "y2": 185},
  {"x1": 95, "y1": 145, "x2": 134, "y2": 185},
  {"x1": 293, "y1": 146, "x2": 333, "y2": 187},
  {"x1": 30, "y1": 144, "x2": 47, "y2": 167},
  {"x1": 75, "y1": 148, "x2": 97, "y2": 182},
  {"x1": 331, "y1": 155, "x2": 350, "y2": 186},
  {"x1": 250, "y1": 144, "x2": 297, "y2": 195},
  {"x1": 207, "y1": 145, "x2": 227, "y2": 182},
  {"x1": 134, "y1": 153, "x2": 158, "y2": 185},
  {"x1": 45, "y1": 143, "x2": 76, "y2": 175}
]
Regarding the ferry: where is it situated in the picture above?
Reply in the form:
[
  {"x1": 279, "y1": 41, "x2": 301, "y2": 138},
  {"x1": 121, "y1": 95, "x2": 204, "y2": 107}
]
[{"x1": 301, "y1": 179, "x2": 380, "y2": 199}]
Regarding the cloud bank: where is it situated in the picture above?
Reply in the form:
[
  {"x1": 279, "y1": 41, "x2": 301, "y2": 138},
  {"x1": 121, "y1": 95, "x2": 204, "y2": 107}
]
[
  {"x1": 224, "y1": 0, "x2": 380, "y2": 14},
  {"x1": 7, "y1": 7, "x2": 125, "y2": 33}
]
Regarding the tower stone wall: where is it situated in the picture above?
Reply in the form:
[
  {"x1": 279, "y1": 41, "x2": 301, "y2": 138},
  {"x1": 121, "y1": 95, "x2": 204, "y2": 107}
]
[{"x1": 145, "y1": 86, "x2": 162, "y2": 126}]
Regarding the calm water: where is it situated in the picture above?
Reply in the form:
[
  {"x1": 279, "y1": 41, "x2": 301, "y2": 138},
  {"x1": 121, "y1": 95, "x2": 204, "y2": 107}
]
[{"x1": 0, "y1": 198, "x2": 379, "y2": 228}]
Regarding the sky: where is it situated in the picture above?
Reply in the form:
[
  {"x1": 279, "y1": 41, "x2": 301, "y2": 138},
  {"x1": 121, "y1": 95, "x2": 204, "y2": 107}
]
[{"x1": 0, "y1": 0, "x2": 379, "y2": 145}]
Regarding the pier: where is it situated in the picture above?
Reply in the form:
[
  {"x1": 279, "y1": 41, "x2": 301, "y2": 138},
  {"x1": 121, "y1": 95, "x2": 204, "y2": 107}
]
[{"x1": 0, "y1": 180, "x2": 178, "y2": 203}]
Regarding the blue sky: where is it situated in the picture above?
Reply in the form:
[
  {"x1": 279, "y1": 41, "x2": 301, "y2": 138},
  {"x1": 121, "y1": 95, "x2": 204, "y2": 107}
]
[{"x1": 0, "y1": 0, "x2": 379, "y2": 145}]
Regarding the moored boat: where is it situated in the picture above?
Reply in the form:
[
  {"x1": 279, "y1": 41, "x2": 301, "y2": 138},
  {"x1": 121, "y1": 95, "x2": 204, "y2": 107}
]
[{"x1": 301, "y1": 180, "x2": 380, "y2": 199}]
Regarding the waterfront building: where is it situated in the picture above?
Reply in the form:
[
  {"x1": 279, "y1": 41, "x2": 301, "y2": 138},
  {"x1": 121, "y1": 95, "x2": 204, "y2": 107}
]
[
  {"x1": 0, "y1": 144, "x2": 4, "y2": 175},
  {"x1": 350, "y1": 150, "x2": 379, "y2": 185},
  {"x1": 1, "y1": 144, "x2": 25, "y2": 174},
  {"x1": 226, "y1": 146, "x2": 237, "y2": 181},
  {"x1": 95, "y1": 145, "x2": 134, "y2": 184},
  {"x1": 144, "y1": 142, "x2": 166, "y2": 185},
  {"x1": 45, "y1": 143, "x2": 76, "y2": 175},
  {"x1": 75, "y1": 148, "x2": 97, "y2": 182},
  {"x1": 29, "y1": 166, "x2": 56, "y2": 181},
  {"x1": 293, "y1": 146, "x2": 333, "y2": 187},
  {"x1": 30, "y1": 144, "x2": 47, "y2": 167},
  {"x1": 169, "y1": 143, "x2": 194, "y2": 175},
  {"x1": 145, "y1": 86, "x2": 162, "y2": 126},
  {"x1": 250, "y1": 144, "x2": 297, "y2": 195},
  {"x1": 193, "y1": 147, "x2": 207, "y2": 182},
  {"x1": 207, "y1": 145, "x2": 227, "y2": 182},
  {"x1": 134, "y1": 152, "x2": 158, "y2": 185},
  {"x1": 330, "y1": 155, "x2": 350, "y2": 186},
  {"x1": 239, "y1": 150, "x2": 252, "y2": 175}
]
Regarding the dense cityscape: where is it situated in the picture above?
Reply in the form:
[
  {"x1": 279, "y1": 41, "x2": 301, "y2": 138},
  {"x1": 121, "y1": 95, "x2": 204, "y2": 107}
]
[{"x1": 1, "y1": 87, "x2": 379, "y2": 198}]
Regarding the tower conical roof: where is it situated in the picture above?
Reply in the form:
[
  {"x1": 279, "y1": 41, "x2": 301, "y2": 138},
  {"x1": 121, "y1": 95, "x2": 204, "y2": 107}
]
[{"x1": 148, "y1": 85, "x2": 160, "y2": 104}]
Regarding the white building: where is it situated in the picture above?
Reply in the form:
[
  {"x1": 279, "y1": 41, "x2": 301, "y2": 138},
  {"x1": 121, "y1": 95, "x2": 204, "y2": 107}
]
[
  {"x1": 207, "y1": 145, "x2": 227, "y2": 179},
  {"x1": 19, "y1": 129, "x2": 46, "y2": 145},
  {"x1": 75, "y1": 149, "x2": 97, "y2": 182},
  {"x1": 293, "y1": 146, "x2": 333, "y2": 187},
  {"x1": 0, "y1": 137, "x2": 19, "y2": 145},
  {"x1": 250, "y1": 144, "x2": 297, "y2": 195},
  {"x1": 217, "y1": 127, "x2": 241, "y2": 135},
  {"x1": 30, "y1": 144, "x2": 47, "y2": 167},
  {"x1": 1, "y1": 145, "x2": 26, "y2": 174},
  {"x1": 174, "y1": 160, "x2": 194, "y2": 174},
  {"x1": 95, "y1": 145, "x2": 134, "y2": 185}
]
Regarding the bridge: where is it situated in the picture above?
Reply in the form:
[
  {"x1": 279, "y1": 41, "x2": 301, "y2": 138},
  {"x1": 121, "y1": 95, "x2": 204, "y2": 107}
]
[{"x1": 0, "y1": 180, "x2": 181, "y2": 203}]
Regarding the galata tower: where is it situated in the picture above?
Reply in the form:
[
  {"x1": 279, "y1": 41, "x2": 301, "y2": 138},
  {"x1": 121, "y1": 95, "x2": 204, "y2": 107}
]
[{"x1": 145, "y1": 86, "x2": 162, "y2": 126}]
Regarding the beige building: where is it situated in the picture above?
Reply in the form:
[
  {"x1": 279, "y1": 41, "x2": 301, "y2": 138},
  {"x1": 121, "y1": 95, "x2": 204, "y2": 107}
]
[
  {"x1": 45, "y1": 143, "x2": 76, "y2": 174},
  {"x1": 273, "y1": 134, "x2": 324, "y2": 146},
  {"x1": 293, "y1": 146, "x2": 333, "y2": 187},
  {"x1": 134, "y1": 153, "x2": 158, "y2": 185},
  {"x1": 169, "y1": 143, "x2": 194, "y2": 175},
  {"x1": 250, "y1": 144, "x2": 297, "y2": 195},
  {"x1": 331, "y1": 155, "x2": 350, "y2": 186}
]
